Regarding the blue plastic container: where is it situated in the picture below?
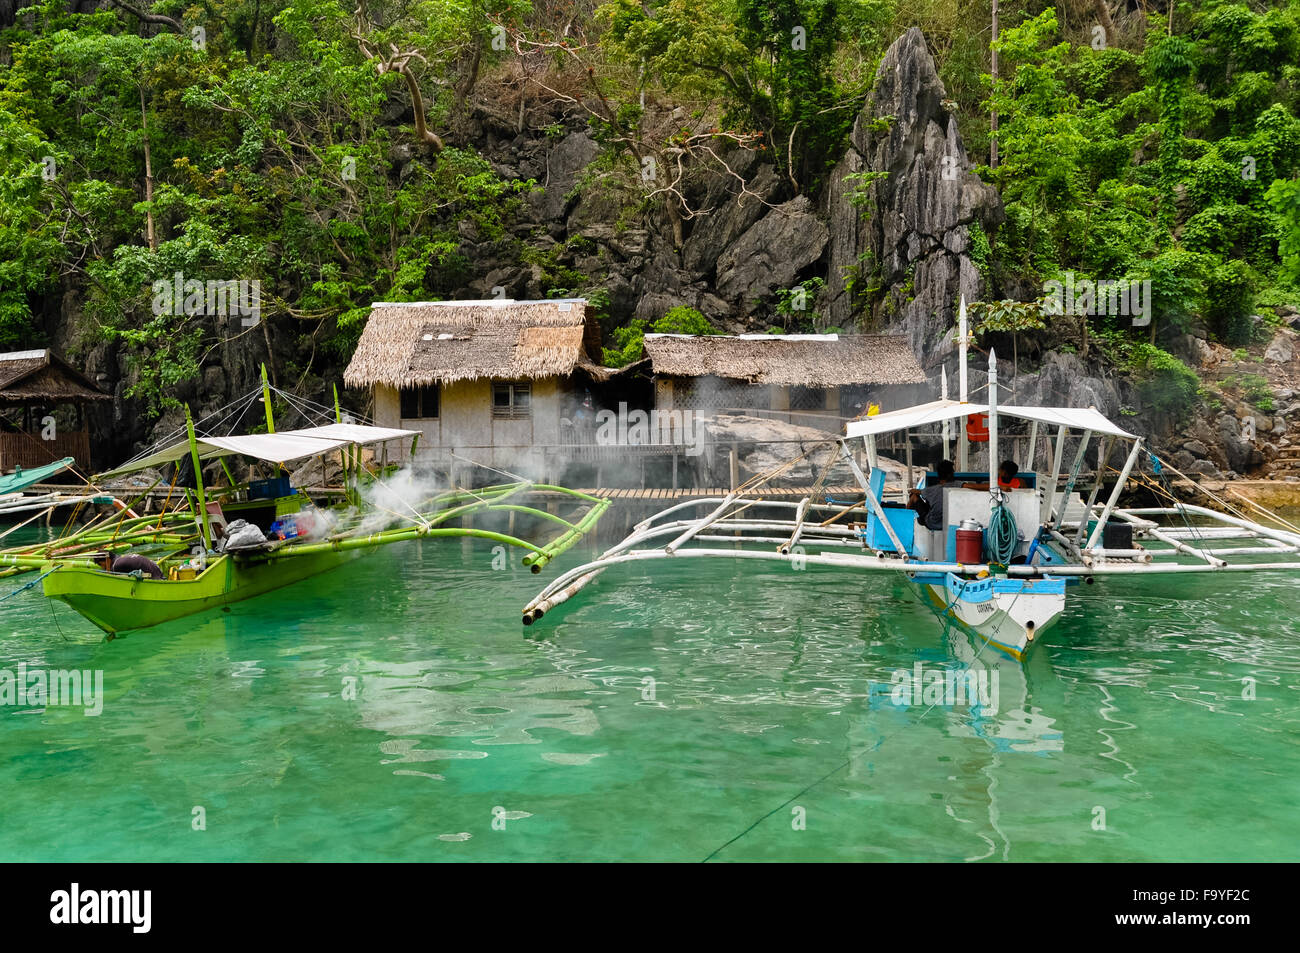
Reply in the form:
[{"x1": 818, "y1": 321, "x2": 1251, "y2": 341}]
[{"x1": 248, "y1": 476, "x2": 292, "y2": 500}]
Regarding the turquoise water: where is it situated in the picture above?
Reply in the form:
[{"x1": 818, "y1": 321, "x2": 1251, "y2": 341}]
[{"x1": 1, "y1": 532, "x2": 1298, "y2": 861}]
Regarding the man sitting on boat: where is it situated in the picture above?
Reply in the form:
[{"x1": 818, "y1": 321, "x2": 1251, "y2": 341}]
[
  {"x1": 963, "y1": 459, "x2": 1021, "y2": 492},
  {"x1": 908, "y1": 459, "x2": 955, "y2": 531}
]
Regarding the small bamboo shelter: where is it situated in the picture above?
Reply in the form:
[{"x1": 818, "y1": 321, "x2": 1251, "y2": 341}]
[
  {"x1": 642, "y1": 333, "x2": 927, "y2": 428},
  {"x1": 343, "y1": 299, "x2": 608, "y2": 475},
  {"x1": 0, "y1": 349, "x2": 111, "y2": 472}
]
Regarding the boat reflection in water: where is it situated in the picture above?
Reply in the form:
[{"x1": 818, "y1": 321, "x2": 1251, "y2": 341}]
[{"x1": 846, "y1": 622, "x2": 1063, "y2": 861}]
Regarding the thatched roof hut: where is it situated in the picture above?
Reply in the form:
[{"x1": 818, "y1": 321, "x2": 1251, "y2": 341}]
[
  {"x1": 0, "y1": 349, "x2": 110, "y2": 405},
  {"x1": 344, "y1": 299, "x2": 599, "y2": 388},
  {"x1": 641, "y1": 334, "x2": 926, "y2": 386}
]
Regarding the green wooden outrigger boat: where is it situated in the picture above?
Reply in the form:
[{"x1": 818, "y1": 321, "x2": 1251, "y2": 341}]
[{"x1": 2, "y1": 378, "x2": 609, "y2": 636}]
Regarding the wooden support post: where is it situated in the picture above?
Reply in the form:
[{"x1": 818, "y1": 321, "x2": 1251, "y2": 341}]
[
  {"x1": 1043, "y1": 425, "x2": 1068, "y2": 526},
  {"x1": 1075, "y1": 435, "x2": 1115, "y2": 547},
  {"x1": 905, "y1": 429, "x2": 913, "y2": 490},
  {"x1": 729, "y1": 443, "x2": 740, "y2": 491}
]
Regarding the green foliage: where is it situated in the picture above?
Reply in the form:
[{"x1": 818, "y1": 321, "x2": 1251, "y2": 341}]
[
  {"x1": 602, "y1": 318, "x2": 648, "y2": 367},
  {"x1": 1130, "y1": 248, "x2": 1212, "y2": 335},
  {"x1": 1205, "y1": 259, "x2": 1257, "y2": 345},
  {"x1": 968, "y1": 221, "x2": 991, "y2": 286},
  {"x1": 1268, "y1": 177, "x2": 1300, "y2": 286},
  {"x1": 983, "y1": 0, "x2": 1299, "y2": 345},
  {"x1": 969, "y1": 298, "x2": 1047, "y2": 336},
  {"x1": 1147, "y1": 33, "x2": 1193, "y2": 232},
  {"x1": 653, "y1": 306, "x2": 715, "y2": 335},
  {"x1": 5, "y1": 0, "x2": 1300, "y2": 420},
  {"x1": 843, "y1": 169, "x2": 890, "y2": 210},
  {"x1": 774, "y1": 277, "x2": 826, "y2": 329},
  {"x1": 1222, "y1": 371, "x2": 1274, "y2": 410},
  {"x1": 0, "y1": 0, "x2": 531, "y2": 414},
  {"x1": 600, "y1": 306, "x2": 716, "y2": 366},
  {"x1": 599, "y1": 0, "x2": 859, "y2": 186},
  {"x1": 1125, "y1": 343, "x2": 1200, "y2": 421}
]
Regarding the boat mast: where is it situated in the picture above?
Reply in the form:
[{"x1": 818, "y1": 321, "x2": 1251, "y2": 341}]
[
  {"x1": 958, "y1": 296, "x2": 969, "y2": 472},
  {"x1": 988, "y1": 348, "x2": 999, "y2": 498},
  {"x1": 940, "y1": 370, "x2": 951, "y2": 462},
  {"x1": 185, "y1": 406, "x2": 212, "y2": 551},
  {"x1": 261, "y1": 363, "x2": 286, "y2": 487},
  {"x1": 332, "y1": 381, "x2": 353, "y2": 501},
  {"x1": 261, "y1": 363, "x2": 275, "y2": 434}
]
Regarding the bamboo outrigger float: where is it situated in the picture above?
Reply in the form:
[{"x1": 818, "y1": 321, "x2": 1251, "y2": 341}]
[
  {"x1": 4, "y1": 371, "x2": 609, "y2": 636},
  {"x1": 523, "y1": 299, "x2": 1300, "y2": 661}
]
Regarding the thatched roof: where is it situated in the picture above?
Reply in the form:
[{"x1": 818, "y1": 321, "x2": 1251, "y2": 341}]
[
  {"x1": 344, "y1": 300, "x2": 597, "y2": 387},
  {"x1": 0, "y1": 349, "x2": 110, "y2": 404},
  {"x1": 641, "y1": 334, "x2": 926, "y2": 386}
]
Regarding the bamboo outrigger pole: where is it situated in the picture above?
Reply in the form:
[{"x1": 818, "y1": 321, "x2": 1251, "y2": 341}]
[{"x1": 185, "y1": 406, "x2": 212, "y2": 552}]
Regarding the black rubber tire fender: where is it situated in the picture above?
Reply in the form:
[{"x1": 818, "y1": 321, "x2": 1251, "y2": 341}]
[{"x1": 110, "y1": 553, "x2": 165, "y2": 579}]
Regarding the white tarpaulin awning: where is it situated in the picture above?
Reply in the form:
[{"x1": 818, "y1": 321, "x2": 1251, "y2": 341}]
[
  {"x1": 97, "y1": 423, "x2": 419, "y2": 480},
  {"x1": 279, "y1": 423, "x2": 419, "y2": 445},
  {"x1": 95, "y1": 442, "x2": 198, "y2": 479},
  {"x1": 197, "y1": 432, "x2": 357, "y2": 463},
  {"x1": 843, "y1": 400, "x2": 1135, "y2": 442},
  {"x1": 844, "y1": 400, "x2": 988, "y2": 439},
  {"x1": 996, "y1": 406, "x2": 1136, "y2": 440}
]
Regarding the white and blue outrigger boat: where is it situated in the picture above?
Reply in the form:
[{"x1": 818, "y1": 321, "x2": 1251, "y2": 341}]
[{"x1": 523, "y1": 301, "x2": 1300, "y2": 660}]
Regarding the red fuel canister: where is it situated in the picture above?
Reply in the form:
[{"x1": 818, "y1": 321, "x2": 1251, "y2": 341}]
[{"x1": 955, "y1": 528, "x2": 984, "y2": 564}]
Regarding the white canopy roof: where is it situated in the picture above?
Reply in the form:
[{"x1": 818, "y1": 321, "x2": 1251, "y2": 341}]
[
  {"x1": 998, "y1": 405, "x2": 1136, "y2": 440},
  {"x1": 98, "y1": 423, "x2": 419, "y2": 480},
  {"x1": 844, "y1": 400, "x2": 987, "y2": 438},
  {"x1": 279, "y1": 423, "x2": 417, "y2": 444},
  {"x1": 844, "y1": 399, "x2": 1135, "y2": 441}
]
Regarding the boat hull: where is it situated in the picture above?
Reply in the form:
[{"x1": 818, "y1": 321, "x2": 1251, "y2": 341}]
[
  {"x1": 918, "y1": 573, "x2": 1067, "y2": 660},
  {"x1": 42, "y1": 547, "x2": 371, "y2": 634}
]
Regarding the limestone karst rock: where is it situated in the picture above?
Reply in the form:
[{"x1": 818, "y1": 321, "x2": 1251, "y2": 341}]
[{"x1": 826, "y1": 27, "x2": 1004, "y2": 366}]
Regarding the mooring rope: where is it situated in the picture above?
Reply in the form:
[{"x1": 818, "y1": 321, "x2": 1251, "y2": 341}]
[
  {"x1": 701, "y1": 617, "x2": 1003, "y2": 862},
  {"x1": 0, "y1": 567, "x2": 60, "y2": 605},
  {"x1": 701, "y1": 570, "x2": 1022, "y2": 863}
]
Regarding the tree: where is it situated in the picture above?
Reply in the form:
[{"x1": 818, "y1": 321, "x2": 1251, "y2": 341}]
[{"x1": 1267, "y1": 177, "x2": 1300, "y2": 287}]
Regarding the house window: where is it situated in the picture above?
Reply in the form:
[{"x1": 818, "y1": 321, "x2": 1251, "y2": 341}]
[
  {"x1": 399, "y1": 384, "x2": 439, "y2": 419},
  {"x1": 492, "y1": 381, "x2": 532, "y2": 419},
  {"x1": 789, "y1": 385, "x2": 826, "y2": 412}
]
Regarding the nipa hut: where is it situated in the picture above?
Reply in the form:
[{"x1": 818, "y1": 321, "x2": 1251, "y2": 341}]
[
  {"x1": 343, "y1": 299, "x2": 615, "y2": 475},
  {"x1": 0, "y1": 349, "x2": 111, "y2": 472},
  {"x1": 642, "y1": 333, "x2": 928, "y2": 428},
  {"x1": 0, "y1": 348, "x2": 109, "y2": 473}
]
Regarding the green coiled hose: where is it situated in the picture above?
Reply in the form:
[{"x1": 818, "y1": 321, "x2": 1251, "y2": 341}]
[{"x1": 986, "y1": 502, "x2": 1019, "y2": 565}]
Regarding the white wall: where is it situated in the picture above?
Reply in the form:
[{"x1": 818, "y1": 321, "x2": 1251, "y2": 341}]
[{"x1": 378, "y1": 377, "x2": 563, "y2": 479}]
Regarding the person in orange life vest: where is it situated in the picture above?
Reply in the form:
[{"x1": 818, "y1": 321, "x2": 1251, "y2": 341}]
[{"x1": 962, "y1": 459, "x2": 1021, "y2": 492}]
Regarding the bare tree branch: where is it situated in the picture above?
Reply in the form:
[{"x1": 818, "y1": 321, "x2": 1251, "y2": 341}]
[
  {"x1": 352, "y1": 8, "x2": 444, "y2": 152},
  {"x1": 108, "y1": 0, "x2": 183, "y2": 33}
]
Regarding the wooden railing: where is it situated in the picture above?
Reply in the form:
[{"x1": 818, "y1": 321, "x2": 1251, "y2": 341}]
[{"x1": 0, "y1": 430, "x2": 91, "y2": 472}]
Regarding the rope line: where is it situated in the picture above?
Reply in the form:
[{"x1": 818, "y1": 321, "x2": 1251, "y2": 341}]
[{"x1": 1, "y1": 567, "x2": 60, "y2": 604}]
